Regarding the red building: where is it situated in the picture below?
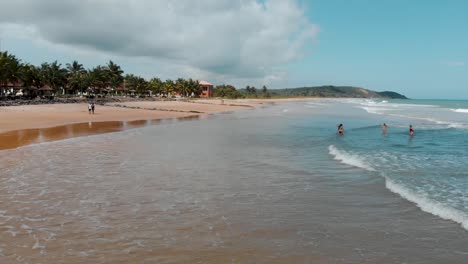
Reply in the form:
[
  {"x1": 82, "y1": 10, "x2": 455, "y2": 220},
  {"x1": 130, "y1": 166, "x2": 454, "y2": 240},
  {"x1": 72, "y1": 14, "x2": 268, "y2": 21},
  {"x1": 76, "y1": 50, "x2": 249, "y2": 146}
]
[{"x1": 199, "y1": 80, "x2": 213, "y2": 98}]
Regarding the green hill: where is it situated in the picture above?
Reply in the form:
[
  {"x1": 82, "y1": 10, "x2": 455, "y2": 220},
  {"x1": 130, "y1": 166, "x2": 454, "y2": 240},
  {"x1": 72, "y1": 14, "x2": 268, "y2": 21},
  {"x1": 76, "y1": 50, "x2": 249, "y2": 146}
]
[{"x1": 266, "y1": 86, "x2": 407, "y2": 99}]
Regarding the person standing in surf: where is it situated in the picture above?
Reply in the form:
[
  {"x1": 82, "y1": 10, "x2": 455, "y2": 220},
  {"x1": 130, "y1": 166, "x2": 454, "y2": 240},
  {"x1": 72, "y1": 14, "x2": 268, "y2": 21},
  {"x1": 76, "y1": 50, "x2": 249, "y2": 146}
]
[
  {"x1": 382, "y1": 123, "x2": 388, "y2": 135},
  {"x1": 337, "y1": 124, "x2": 344, "y2": 136},
  {"x1": 409, "y1": 124, "x2": 414, "y2": 136}
]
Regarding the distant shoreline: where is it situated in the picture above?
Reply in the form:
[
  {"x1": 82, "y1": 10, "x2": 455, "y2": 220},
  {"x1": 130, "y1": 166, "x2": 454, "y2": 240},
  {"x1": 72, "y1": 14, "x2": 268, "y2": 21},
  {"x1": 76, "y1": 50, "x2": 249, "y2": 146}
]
[
  {"x1": 0, "y1": 99, "x2": 259, "y2": 151},
  {"x1": 0, "y1": 96, "x2": 419, "y2": 151}
]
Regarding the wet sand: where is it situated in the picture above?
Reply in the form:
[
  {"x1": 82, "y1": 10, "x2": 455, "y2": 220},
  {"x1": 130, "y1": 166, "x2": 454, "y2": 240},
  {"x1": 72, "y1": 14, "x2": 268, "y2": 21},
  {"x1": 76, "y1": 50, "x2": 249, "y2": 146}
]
[
  {"x1": 1, "y1": 99, "x2": 466, "y2": 263},
  {"x1": 0, "y1": 100, "x2": 254, "y2": 151},
  {"x1": 0, "y1": 117, "x2": 201, "y2": 151}
]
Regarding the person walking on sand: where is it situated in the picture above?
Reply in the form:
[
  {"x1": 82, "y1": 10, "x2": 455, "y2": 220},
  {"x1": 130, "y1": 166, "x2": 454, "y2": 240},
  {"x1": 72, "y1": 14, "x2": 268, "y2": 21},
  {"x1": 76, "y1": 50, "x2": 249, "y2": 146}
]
[
  {"x1": 337, "y1": 123, "x2": 344, "y2": 136},
  {"x1": 382, "y1": 123, "x2": 388, "y2": 135},
  {"x1": 409, "y1": 124, "x2": 414, "y2": 136},
  {"x1": 91, "y1": 103, "x2": 95, "y2": 115},
  {"x1": 88, "y1": 103, "x2": 92, "y2": 115}
]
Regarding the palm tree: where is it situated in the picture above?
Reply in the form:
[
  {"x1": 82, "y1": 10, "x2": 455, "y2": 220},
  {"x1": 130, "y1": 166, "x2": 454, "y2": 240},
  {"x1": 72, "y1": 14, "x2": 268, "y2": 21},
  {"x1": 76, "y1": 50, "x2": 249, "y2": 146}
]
[
  {"x1": 135, "y1": 77, "x2": 148, "y2": 96},
  {"x1": 175, "y1": 78, "x2": 187, "y2": 97},
  {"x1": 88, "y1": 66, "x2": 108, "y2": 95},
  {"x1": 124, "y1": 74, "x2": 138, "y2": 96},
  {"x1": 0, "y1": 51, "x2": 22, "y2": 96},
  {"x1": 40, "y1": 61, "x2": 67, "y2": 95},
  {"x1": 148, "y1": 77, "x2": 163, "y2": 97},
  {"x1": 106, "y1": 60, "x2": 124, "y2": 95},
  {"x1": 261, "y1": 85, "x2": 271, "y2": 98},
  {"x1": 19, "y1": 64, "x2": 42, "y2": 98},
  {"x1": 163, "y1": 79, "x2": 175, "y2": 97},
  {"x1": 20, "y1": 64, "x2": 39, "y2": 87},
  {"x1": 124, "y1": 74, "x2": 136, "y2": 88},
  {"x1": 250, "y1": 86, "x2": 257, "y2": 97},
  {"x1": 66, "y1": 60, "x2": 86, "y2": 95},
  {"x1": 188, "y1": 78, "x2": 201, "y2": 97}
]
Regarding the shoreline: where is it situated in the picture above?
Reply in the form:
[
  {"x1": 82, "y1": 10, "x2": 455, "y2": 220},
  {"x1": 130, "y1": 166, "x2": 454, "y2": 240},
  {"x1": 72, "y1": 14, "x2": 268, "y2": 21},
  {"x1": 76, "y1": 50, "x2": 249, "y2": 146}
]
[
  {"x1": 0, "y1": 99, "x2": 261, "y2": 151},
  {"x1": 0, "y1": 98, "x2": 322, "y2": 151},
  {"x1": 0, "y1": 116, "x2": 201, "y2": 151}
]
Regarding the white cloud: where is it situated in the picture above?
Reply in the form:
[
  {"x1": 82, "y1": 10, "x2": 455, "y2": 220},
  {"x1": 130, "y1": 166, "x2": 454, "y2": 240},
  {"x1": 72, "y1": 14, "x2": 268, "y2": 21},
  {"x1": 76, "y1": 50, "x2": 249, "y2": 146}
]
[{"x1": 0, "y1": 0, "x2": 318, "y2": 87}]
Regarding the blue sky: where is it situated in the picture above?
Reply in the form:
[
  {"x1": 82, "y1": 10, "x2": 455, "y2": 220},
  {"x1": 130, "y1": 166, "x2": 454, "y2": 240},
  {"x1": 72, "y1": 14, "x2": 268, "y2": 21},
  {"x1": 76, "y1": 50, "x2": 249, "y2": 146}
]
[
  {"x1": 294, "y1": 0, "x2": 468, "y2": 99},
  {"x1": 0, "y1": 0, "x2": 467, "y2": 99}
]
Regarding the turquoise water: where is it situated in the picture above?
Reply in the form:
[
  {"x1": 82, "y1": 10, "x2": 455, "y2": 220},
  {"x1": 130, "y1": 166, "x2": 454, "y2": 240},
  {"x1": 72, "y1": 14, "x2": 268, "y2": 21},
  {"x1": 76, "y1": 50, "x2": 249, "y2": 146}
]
[
  {"x1": 391, "y1": 99, "x2": 468, "y2": 110},
  {"x1": 312, "y1": 99, "x2": 468, "y2": 230},
  {"x1": 0, "y1": 99, "x2": 467, "y2": 263}
]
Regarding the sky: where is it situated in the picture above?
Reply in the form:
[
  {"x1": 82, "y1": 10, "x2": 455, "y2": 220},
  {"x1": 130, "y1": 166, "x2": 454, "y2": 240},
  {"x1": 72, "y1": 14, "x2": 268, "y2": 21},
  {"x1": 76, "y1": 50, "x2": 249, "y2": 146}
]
[{"x1": 0, "y1": 0, "x2": 467, "y2": 99}]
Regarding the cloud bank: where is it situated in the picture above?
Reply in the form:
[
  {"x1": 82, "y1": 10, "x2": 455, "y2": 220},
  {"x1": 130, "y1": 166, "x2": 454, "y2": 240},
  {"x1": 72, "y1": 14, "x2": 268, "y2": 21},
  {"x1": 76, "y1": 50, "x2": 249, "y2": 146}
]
[{"x1": 0, "y1": 0, "x2": 318, "y2": 86}]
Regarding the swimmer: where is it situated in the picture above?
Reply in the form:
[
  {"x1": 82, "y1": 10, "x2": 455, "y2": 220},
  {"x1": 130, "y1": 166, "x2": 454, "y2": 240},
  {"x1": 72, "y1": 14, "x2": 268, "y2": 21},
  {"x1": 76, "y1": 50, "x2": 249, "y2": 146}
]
[
  {"x1": 382, "y1": 123, "x2": 387, "y2": 135},
  {"x1": 409, "y1": 124, "x2": 414, "y2": 136},
  {"x1": 338, "y1": 124, "x2": 344, "y2": 136}
]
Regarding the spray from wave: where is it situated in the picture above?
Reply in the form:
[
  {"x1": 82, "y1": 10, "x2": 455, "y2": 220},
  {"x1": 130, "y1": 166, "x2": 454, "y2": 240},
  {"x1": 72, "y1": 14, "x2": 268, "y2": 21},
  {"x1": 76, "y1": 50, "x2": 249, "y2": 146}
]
[
  {"x1": 328, "y1": 145, "x2": 375, "y2": 171},
  {"x1": 385, "y1": 178, "x2": 468, "y2": 231}
]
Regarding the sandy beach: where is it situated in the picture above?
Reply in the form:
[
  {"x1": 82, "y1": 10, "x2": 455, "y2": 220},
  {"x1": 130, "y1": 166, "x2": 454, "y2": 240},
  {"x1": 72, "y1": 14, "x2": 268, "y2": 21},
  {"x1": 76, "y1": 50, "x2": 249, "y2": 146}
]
[
  {"x1": 0, "y1": 100, "x2": 257, "y2": 133},
  {"x1": 0, "y1": 100, "x2": 258, "y2": 150},
  {"x1": 1, "y1": 98, "x2": 467, "y2": 263}
]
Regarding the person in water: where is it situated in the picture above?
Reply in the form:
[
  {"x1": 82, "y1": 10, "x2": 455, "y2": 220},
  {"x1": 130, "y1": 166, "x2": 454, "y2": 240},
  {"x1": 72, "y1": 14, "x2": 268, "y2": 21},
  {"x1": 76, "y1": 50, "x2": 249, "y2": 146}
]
[
  {"x1": 337, "y1": 124, "x2": 344, "y2": 136},
  {"x1": 409, "y1": 124, "x2": 414, "y2": 136},
  {"x1": 382, "y1": 123, "x2": 388, "y2": 135}
]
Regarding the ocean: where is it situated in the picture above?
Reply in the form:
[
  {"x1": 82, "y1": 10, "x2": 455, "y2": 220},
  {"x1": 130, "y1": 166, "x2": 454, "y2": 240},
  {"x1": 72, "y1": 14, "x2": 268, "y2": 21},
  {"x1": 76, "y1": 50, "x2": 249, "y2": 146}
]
[{"x1": 0, "y1": 99, "x2": 467, "y2": 263}]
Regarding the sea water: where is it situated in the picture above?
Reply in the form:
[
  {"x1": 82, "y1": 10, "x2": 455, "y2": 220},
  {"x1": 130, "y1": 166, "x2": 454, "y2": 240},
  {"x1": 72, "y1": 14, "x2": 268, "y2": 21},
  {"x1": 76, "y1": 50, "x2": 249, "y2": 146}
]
[
  {"x1": 0, "y1": 99, "x2": 467, "y2": 263},
  {"x1": 328, "y1": 99, "x2": 468, "y2": 229}
]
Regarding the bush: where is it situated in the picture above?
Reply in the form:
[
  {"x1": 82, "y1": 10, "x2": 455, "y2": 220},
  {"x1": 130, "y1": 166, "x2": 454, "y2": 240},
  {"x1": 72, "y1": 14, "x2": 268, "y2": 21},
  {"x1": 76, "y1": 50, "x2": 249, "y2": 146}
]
[{"x1": 213, "y1": 85, "x2": 244, "y2": 99}]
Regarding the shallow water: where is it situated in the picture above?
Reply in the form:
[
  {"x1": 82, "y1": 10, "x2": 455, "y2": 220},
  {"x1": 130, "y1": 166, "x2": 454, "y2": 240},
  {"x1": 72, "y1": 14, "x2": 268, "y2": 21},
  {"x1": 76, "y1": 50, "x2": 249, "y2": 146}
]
[
  {"x1": 0, "y1": 100, "x2": 467, "y2": 263},
  {"x1": 0, "y1": 115, "x2": 200, "y2": 151}
]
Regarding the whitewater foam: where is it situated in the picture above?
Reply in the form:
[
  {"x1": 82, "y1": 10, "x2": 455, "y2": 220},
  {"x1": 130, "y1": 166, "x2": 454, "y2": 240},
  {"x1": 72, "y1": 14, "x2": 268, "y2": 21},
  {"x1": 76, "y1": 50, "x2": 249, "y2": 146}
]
[
  {"x1": 450, "y1": 108, "x2": 468, "y2": 114},
  {"x1": 328, "y1": 145, "x2": 375, "y2": 171},
  {"x1": 359, "y1": 106, "x2": 395, "y2": 115},
  {"x1": 385, "y1": 178, "x2": 468, "y2": 231}
]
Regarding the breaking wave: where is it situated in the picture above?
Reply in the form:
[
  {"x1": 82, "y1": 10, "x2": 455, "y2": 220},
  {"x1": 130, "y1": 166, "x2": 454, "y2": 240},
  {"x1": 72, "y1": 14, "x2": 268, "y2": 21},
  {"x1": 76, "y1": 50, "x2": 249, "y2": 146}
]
[
  {"x1": 385, "y1": 178, "x2": 468, "y2": 231},
  {"x1": 451, "y1": 108, "x2": 468, "y2": 114},
  {"x1": 328, "y1": 145, "x2": 375, "y2": 171}
]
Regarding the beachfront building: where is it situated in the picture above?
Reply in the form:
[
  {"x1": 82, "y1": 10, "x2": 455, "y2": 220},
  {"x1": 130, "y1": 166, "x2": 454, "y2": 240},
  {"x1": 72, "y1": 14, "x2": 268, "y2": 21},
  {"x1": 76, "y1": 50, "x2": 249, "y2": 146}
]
[
  {"x1": 199, "y1": 80, "x2": 213, "y2": 98},
  {"x1": 1, "y1": 81, "x2": 24, "y2": 98}
]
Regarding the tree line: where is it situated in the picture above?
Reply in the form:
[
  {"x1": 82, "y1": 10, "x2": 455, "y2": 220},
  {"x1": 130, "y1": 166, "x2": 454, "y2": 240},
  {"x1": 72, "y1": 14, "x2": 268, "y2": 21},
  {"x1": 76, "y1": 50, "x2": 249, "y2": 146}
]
[
  {"x1": 1, "y1": 50, "x2": 273, "y2": 99},
  {"x1": 0, "y1": 51, "x2": 203, "y2": 98},
  {"x1": 213, "y1": 84, "x2": 271, "y2": 99}
]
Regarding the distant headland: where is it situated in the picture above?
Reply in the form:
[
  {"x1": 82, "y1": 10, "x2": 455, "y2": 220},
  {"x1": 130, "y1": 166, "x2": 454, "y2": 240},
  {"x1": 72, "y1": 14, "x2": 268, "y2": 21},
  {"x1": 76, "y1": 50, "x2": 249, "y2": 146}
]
[{"x1": 266, "y1": 86, "x2": 408, "y2": 99}]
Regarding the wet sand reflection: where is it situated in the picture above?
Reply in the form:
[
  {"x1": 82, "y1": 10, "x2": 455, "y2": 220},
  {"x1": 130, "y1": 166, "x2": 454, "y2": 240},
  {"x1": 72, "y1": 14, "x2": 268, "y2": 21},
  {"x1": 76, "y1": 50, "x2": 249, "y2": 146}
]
[{"x1": 0, "y1": 115, "x2": 200, "y2": 151}]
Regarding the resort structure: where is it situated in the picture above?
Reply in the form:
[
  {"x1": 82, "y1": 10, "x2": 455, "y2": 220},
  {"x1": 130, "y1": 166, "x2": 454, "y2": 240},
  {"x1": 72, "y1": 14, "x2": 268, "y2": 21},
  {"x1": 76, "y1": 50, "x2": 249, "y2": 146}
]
[{"x1": 199, "y1": 80, "x2": 214, "y2": 98}]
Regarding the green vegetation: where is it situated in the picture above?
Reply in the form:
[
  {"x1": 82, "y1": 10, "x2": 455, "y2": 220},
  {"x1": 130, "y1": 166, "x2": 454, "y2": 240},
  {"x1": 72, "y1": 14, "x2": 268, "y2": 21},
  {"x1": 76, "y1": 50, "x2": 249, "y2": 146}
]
[
  {"x1": 0, "y1": 51, "x2": 202, "y2": 99},
  {"x1": 267, "y1": 86, "x2": 407, "y2": 99},
  {"x1": 213, "y1": 85, "x2": 244, "y2": 99},
  {"x1": 214, "y1": 85, "x2": 406, "y2": 99},
  {"x1": 213, "y1": 84, "x2": 272, "y2": 99},
  {"x1": 375, "y1": 91, "x2": 407, "y2": 99},
  {"x1": 1, "y1": 50, "x2": 407, "y2": 100}
]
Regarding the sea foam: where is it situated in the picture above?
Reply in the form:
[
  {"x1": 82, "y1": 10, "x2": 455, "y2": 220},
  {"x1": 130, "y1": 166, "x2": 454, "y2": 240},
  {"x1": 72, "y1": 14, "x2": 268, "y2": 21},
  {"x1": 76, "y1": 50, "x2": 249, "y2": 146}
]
[
  {"x1": 450, "y1": 108, "x2": 468, "y2": 114},
  {"x1": 328, "y1": 145, "x2": 375, "y2": 171},
  {"x1": 385, "y1": 177, "x2": 468, "y2": 231}
]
